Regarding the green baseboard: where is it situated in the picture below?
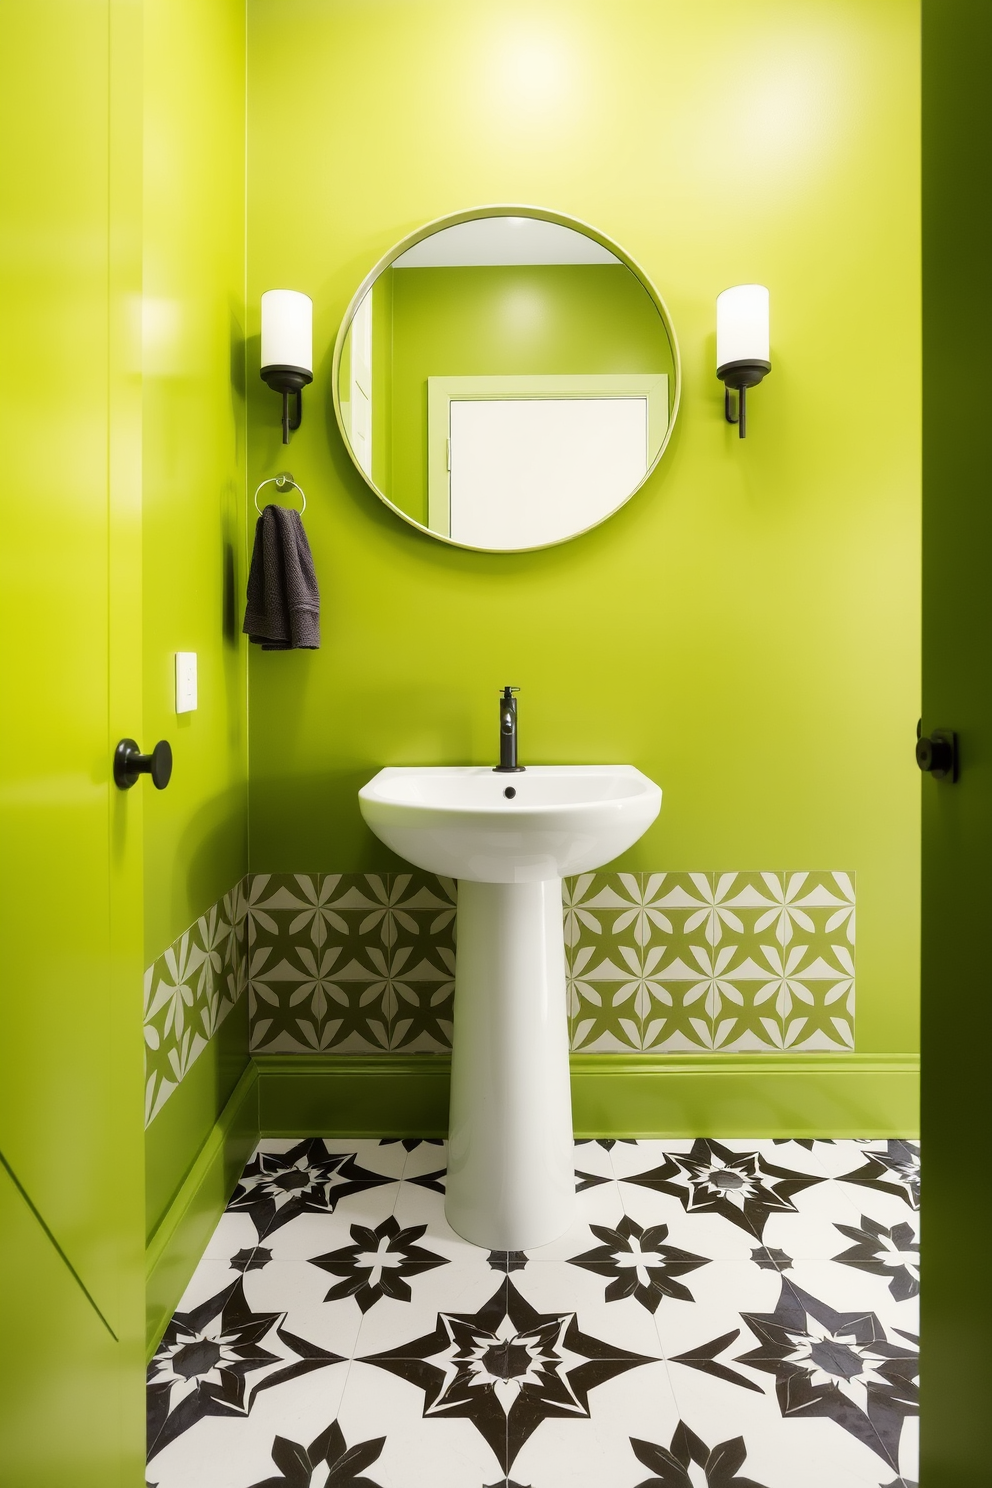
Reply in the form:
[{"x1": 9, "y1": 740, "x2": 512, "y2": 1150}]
[
  {"x1": 255, "y1": 1051, "x2": 919, "y2": 1141},
  {"x1": 144, "y1": 1062, "x2": 258, "y2": 1358},
  {"x1": 257, "y1": 1054, "x2": 450, "y2": 1136},
  {"x1": 568, "y1": 1052, "x2": 919, "y2": 1138}
]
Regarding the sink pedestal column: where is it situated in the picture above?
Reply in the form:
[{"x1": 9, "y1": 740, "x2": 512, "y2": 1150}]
[{"x1": 445, "y1": 878, "x2": 574, "y2": 1250}]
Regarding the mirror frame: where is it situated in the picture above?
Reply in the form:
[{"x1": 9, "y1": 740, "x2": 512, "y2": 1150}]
[{"x1": 331, "y1": 205, "x2": 682, "y2": 553}]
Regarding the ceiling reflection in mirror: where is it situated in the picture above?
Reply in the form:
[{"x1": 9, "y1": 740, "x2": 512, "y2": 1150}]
[{"x1": 333, "y1": 211, "x2": 679, "y2": 552}]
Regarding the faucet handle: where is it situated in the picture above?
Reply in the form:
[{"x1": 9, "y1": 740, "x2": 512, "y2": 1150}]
[{"x1": 501, "y1": 685, "x2": 520, "y2": 697}]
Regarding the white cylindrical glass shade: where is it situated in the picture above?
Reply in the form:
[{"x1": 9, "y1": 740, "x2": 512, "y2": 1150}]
[
  {"x1": 261, "y1": 289, "x2": 312, "y2": 372},
  {"x1": 716, "y1": 284, "x2": 769, "y2": 369}
]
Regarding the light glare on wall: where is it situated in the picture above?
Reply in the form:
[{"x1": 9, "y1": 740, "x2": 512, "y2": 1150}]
[
  {"x1": 716, "y1": 284, "x2": 770, "y2": 439},
  {"x1": 260, "y1": 289, "x2": 313, "y2": 444}
]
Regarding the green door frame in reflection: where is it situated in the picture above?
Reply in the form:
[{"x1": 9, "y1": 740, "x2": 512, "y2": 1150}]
[
  {"x1": 331, "y1": 204, "x2": 681, "y2": 553},
  {"x1": 426, "y1": 373, "x2": 669, "y2": 540}
]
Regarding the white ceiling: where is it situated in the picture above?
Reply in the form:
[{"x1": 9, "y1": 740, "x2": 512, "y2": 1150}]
[{"x1": 392, "y1": 216, "x2": 621, "y2": 268}]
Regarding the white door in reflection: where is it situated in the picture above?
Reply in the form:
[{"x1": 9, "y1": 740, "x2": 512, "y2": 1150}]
[{"x1": 448, "y1": 397, "x2": 648, "y2": 550}]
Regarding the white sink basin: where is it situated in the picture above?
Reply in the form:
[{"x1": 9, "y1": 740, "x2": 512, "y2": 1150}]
[
  {"x1": 358, "y1": 764, "x2": 661, "y2": 882},
  {"x1": 358, "y1": 762, "x2": 662, "y2": 1251}
]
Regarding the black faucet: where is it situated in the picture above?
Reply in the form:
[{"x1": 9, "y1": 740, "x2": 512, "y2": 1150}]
[{"x1": 493, "y1": 686, "x2": 525, "y2": 772}]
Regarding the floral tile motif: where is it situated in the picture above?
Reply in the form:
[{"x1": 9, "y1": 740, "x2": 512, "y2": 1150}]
[
  {"x1": 627, "y1": 872, "x2": 856, "y2": 1054},
  {"x1": 547, "y1": 867, "x2": 856, "y2": 1054},
  {"x1": 146, "y1": 1274, "x2": 343, "y2": 1464},
  {"x1": 248, "y1": 873, "x2": 456, "y2": 1055},
  {"x1": 144, "y1": 868, "x2": 856, "y2": 1117},
  {"x1": 247, "y1": 871, "x2": 855, "y2": 1057},
  {"x1": 148, "y1": 1137, "x2": 916, "y2": 1488},
  {"x1": 144, "y1": 877, "x2": 249, "y2": 1126}
]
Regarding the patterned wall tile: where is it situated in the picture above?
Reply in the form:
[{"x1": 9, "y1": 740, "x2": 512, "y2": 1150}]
[
  {"x1": 248, "y1": 872, "x2": 456, "y2": 1055},
  {"x1": 565, "y1": 873, "x2": 669, "y2": 1051},
  {"x1": 246, "y1": 870, "x2": 854, "y2": 1058},
  {"x1": 144, "y1": 878, "x2": 249, "y2": 1126},
  {"x1": 142, "y1": 868, "x2": 855, "y2": 1129},
  {"x1": 636, "y1": 871, "x2": 857, "y2": 1053}
]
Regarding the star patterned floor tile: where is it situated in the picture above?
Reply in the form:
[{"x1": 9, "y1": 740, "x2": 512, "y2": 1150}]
[
  {"x1": 829, "y1": 1215, "x2": 920, "y2": 1302},
  {"x1": 147, "y1": 1274, "x2": 346, "y2": 1465},
  {"x1": 615, "y1": 1138, "x2": 828, "y2": 1245},
  {"x1": 350, "y1": 1263, "x2": 502, "y2": 1359},
  {"x1": 613, "y1": 1178, "x2": 762, "y2": 1264},
  {"x1": 566, "y1": 1212, "x2": 711, "y2": 1316},
  {"x1": 149, "y1": 1138, "x2": 920, "y2": 1488},
  {"x1": 309, "y1": 1212, "x2": 450, "y2": 1312},
  {"x1": 655, "y1": 1259, "x2": 788, "y2": 1368},
  {"x1": 510, "y1": 1256, "x2": 673, "y2": 1359},
  {"x1": 318, "y1": 1137, "x2": 411, "y2": 1179},
  {"x1": 357, "y1": 1274, "x2": 657, "y2": 1476},
  {"x1": 509, "y1": 1360, "x2": 681, "y2": 1488},
  {"x1": 335, "y1": 1365, "x2": 500, "y2": 1487},
  {"x1": 227, "y1": 1138, "x2": 402, "y2": 1244},
  {"x1": 395, "y1": 1137, "x2": 447, "y2": 1170},
  {"x1": 388, "y1": 1172, "x2": 491, "y2": 1264},
  {"x1": 571, "y1": 1138, "x2": 618, "y2": 1180},
  {"x1": 169, "y1": 1258, "x2": 367, "y2": 1360},
  {"x1": 753, "y1": 1183, "x2": 892, "y2": 1266},
  {"x1": 661, "y1": 1370, "x2": 906, "y2": 1488},
  {"x1": 833, "y1": 1142, "x2": 920, "y2": 1219},
  {"x1": 661, "y1": 1263, "x2": 918, "y2": 1487}
]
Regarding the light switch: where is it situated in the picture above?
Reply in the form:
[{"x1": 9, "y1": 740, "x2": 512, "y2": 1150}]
[{"x1": 175, "y1": 652, "x2": 197, "y2": 713}]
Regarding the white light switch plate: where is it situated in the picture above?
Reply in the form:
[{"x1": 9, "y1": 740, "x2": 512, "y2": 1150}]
[{"x1": 175, "y1": 652, "x2": 197, "y2": 713}]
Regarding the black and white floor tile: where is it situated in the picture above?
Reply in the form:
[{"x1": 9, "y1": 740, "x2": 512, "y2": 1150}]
[{"x1": 147, "y1": 1136, "x2": 919, "y2": 1488}]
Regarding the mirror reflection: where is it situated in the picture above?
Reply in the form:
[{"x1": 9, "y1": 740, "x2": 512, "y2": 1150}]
[{"x1": 335, "y1": 212, "x2": 678, "y2": 552}]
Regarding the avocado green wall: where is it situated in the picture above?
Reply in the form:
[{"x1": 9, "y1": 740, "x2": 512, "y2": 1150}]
[
  {"x1": 140, "y1": 0, "x2": 249, "y2": 1242},
  {"x1": 920, "y1": 1, "x2": 992, "y2": 1479},
  {"x1": 247, "y1": 0, "x2": 920, "y2": 1059},
  {"x1": 145, "y1": 996, "x2": 248, "y2": 1240},
  {"x1": 142, "y1": 0, "x2": 249, "y2": 968},
  {"x1": 381, "y1": 263, "x2": 674, "y2": 524}
]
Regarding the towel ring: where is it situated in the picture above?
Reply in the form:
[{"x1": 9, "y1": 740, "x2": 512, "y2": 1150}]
[{"x1": 254, "y1": 471, "x2": 306, "y2": 515}]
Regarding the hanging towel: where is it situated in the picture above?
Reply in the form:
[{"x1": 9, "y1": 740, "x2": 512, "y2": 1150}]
[{"x1": 243, "y1": 504, "x2": 320, "y2": 650}]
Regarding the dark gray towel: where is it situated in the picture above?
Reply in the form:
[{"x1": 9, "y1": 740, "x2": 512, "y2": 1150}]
[{"x1": 243, "y1": 504, "x2": 320, "y2": 650}]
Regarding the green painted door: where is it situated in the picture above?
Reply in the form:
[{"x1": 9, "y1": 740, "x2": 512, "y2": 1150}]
[
  {"x1": 920, "y1": 2, "x2": 992, "y2": 1482},
  {"x1": 0, "y1": 2, "x2": 145, "y2": 1483}
]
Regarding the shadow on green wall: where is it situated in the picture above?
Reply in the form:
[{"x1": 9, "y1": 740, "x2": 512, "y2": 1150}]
[{"x1": 173, "y1": 783, "x2": 249, "y2": 931}]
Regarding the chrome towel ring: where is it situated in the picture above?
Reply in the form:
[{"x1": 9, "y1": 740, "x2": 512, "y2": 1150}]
[{"x1": 254, "y1": 471, "x2": 307, "y2": 515}]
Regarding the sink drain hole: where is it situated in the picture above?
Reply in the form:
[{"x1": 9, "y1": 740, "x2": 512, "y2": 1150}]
[{"x1": 503, "y1": 786, "x2": 516, "y2": 799}]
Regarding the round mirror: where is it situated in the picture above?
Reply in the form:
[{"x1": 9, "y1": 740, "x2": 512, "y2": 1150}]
[{"x1": 332, "y1": 207, "x2": 680, "y2": 553}]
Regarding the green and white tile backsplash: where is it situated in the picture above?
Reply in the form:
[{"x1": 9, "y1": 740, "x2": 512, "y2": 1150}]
[
  {"x1": 563, "y1": 871, "x2": 854, "y2": 1053},
  {"x1": 143, "y1": 880, "x2": 248, "y2": 1126},
  {"x1": 246, "y1": 870, "x2": 855, "y2": 1057},
  {"x1": 144, "y1": 869, "x2": 855, "y2": 1125},
  {"x1": 247, "y1": 871, "x2": 458, "y2": 1054}
]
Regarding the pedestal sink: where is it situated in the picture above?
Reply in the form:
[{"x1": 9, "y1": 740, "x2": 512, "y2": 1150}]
[{"x1": 358, "y1": 765, "x2": 662, "y2": 1249}]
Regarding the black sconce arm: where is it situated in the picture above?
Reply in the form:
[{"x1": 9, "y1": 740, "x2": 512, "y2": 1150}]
[
  {"x1": 260, "y1": 364, "x2": 313, "y2": 445},
  {"x1": 717, "y1": 358, "x2": 771, "y2": 440}
]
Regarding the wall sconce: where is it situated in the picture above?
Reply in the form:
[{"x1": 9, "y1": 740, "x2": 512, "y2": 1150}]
[
  {"x1": 716, "y1": 284, "x2": 770, "y2": 438},
  {"x1": 260, "y1": 289, "x2": 313, "y2": 443}
]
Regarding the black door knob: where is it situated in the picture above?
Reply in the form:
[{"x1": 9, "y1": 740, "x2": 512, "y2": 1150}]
[
  {"x1": 916, "y1": 729, "x2": 957, "y2": 781},
  {"x1": 114, "y1": 738, "x2": 173, "y2": 791}
]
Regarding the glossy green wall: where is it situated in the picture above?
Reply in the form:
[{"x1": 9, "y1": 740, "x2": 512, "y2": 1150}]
[
  {"x1": 247, "y1": 0, "x2": 921, "y2": 1058},
  {"x1": 141, "y1": 0, "x2": 249, "y2": 1241},
  {"x1": 142, "y1": 0, "x2": 249, "y2": 968},
  {"x1": 381, "y1": 262, "x2": 674, "y2": 523}
]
